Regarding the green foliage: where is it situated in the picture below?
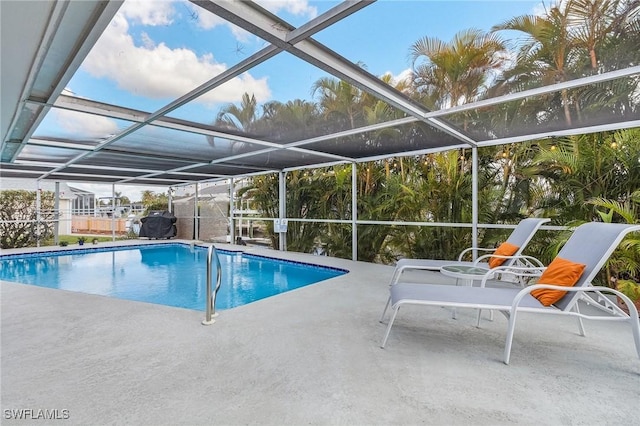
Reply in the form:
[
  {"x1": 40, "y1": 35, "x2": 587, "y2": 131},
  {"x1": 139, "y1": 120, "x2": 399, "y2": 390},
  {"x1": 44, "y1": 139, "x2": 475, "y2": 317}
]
[
  {"x1": 616, "y1": 279, "x2": 640, "y2": 302},
  {"x1": 586, "y1": 189, "x2": 640, "y2": 285},
  {"x1": 141, "y1": 190, "x2": 169, "y2": 215},
  {"x1": 0, "y1": 190, "x2": 55, "y2": 249},
  {"x1": 410, "y1": 28, "x2": 507, "y2": 110},
  {"x1": 528, "y1": 130, "x2": 640, "y2": 224},
  {"x1": 114, "y1": 191, "x2": 131, "y2": 206}
]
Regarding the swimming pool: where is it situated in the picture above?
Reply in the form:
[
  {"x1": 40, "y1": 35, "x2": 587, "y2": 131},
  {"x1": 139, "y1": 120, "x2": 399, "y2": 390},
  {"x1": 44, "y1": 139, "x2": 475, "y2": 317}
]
[{"x1": 0, "y1": 244, "x2": 347, "y2": 310}]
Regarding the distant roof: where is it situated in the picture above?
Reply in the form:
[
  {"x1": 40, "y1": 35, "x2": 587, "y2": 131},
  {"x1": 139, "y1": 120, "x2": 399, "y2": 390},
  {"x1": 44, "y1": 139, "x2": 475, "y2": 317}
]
[
  {"x1": 174, "y1": 183, "x2": 230, "y2": 204},
  {"x1": 68, "y1": 186, "x2": 96, "y2": 196},
  {"x1": 199, "y1": 184, "x2": 230, "y2": 197}
]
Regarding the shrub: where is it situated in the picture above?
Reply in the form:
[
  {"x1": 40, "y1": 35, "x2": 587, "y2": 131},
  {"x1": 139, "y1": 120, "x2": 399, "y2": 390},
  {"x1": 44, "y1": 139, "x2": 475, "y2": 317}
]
[{"x1": 0, "y1": 190, "x2": 55, "y2": 249}]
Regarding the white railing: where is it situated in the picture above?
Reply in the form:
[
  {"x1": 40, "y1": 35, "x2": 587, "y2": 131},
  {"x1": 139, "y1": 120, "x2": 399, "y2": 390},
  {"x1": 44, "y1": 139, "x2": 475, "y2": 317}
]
[{"x1": 202, "y1": 244, "x2": 222, "y2": 325}]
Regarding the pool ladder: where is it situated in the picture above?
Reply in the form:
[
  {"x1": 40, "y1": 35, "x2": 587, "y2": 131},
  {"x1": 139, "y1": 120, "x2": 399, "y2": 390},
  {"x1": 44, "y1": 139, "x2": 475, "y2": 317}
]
[{"x1": 202, "y1": 244, "x2": 222, "y2": 325}]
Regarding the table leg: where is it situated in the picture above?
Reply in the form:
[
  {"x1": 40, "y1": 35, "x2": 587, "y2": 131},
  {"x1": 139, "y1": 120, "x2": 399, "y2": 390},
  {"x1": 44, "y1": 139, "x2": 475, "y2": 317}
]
[{"x1": 452, "y1": 278, "x2": 475, "y2": 319}]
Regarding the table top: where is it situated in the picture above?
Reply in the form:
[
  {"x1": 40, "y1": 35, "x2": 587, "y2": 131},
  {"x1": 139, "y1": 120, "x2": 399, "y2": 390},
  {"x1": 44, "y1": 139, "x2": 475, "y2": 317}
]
[{"x1": 440, "y1": 264, "x2": 493, "y2": 280}]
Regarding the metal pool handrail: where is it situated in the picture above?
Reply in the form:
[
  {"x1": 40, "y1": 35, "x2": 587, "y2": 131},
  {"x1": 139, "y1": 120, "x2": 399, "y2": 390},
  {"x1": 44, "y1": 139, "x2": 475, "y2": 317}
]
[{"x1": 202, "y1": 244, "x2": 222, "y2": 325}]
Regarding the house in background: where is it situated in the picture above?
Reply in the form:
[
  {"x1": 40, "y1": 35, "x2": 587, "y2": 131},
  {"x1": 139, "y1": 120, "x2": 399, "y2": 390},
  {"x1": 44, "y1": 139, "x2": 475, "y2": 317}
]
[
  {"x1": 0, "y1": 178, "x2": 77, "y2": 235},
  {"x1": 69, "y1": 186, "x2": 95, "y2": 215}
]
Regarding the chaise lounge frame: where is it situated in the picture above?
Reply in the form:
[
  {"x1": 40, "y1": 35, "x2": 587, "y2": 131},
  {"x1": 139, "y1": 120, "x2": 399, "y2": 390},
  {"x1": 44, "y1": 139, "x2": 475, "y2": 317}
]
[
  {"x1": 388, "y1": 218, "x2": 551, "y2": 286},
  {"x1": 380, "y1": 222, "x2": 640, "y2": 364}
]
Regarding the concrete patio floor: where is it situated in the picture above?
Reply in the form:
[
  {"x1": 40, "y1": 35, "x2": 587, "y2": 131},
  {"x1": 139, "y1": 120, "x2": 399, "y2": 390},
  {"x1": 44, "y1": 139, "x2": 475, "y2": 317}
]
[{"x1": 2, "y1": 243, "x2": 639, "y2": 425}]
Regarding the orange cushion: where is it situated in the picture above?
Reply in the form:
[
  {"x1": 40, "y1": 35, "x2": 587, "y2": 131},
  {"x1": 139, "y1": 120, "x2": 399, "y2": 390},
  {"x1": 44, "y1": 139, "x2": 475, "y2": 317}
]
[
  {"x1": 531, "y1": 257, "x2": 586, "y2": 306},
  {"x1": 488, "y1": 242, "x2": 519, "y2": 268}
]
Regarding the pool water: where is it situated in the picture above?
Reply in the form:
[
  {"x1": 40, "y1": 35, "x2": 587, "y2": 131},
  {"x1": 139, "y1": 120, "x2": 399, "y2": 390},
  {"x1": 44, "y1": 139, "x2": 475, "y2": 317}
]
[{"x1": 0, "y1": 245, "x2": 347, "y2": 310}]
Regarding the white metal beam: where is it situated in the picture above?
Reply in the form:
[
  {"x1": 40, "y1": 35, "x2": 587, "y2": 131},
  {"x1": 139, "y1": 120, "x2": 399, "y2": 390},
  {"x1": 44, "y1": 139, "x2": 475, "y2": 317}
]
[
  {"x1": 27, "y1": 138, "x2": 95, "y2": 151},
  {"x1": 476, "y1": 119, "x2": 640, "y2": 147},
  {"x1": 1, "y1": 0, "x2": 69, "y2": 151},
  {"x1": 4, "y1": 1, "x2": 123, "y2": 161}
]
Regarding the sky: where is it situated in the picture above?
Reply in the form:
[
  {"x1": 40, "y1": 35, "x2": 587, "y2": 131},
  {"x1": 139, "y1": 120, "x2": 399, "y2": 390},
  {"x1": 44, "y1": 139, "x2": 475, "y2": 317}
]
[{"x1": 41, "y1": 0, "x2": 543, "y2": 201}]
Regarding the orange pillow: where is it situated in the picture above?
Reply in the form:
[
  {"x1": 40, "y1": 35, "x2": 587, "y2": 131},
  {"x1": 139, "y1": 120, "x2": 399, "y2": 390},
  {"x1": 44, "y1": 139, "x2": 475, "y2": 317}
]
[
  {"x1": 531, "y1": 257, "x2": 586, "y2": 306},
  {"x1": 488, "y1": 242, "x2": 519, "y2": 268}
]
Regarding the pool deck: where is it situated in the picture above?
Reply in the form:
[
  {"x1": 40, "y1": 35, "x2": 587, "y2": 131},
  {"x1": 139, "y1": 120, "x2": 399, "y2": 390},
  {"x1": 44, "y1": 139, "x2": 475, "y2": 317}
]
[{"x1": 2, "y1": 240, "x2": 639, "y2": 425}]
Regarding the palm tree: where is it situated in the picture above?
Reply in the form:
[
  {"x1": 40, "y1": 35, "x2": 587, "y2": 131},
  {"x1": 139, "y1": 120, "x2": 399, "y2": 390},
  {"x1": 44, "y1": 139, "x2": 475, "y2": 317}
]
[
  {"x1": 215, "y1": 92, "x2": 259, "y2": 131},
  {"x1": 409, "y1": 28, "x2": 507, "y2": 113},
  {"x1": 565, "y1": 0, "x2": 640, "y2": 124},
  {"x1": 260, "y1": 99, "x2": 320, "y2": 142},
  {"x1": 493, "y1": 4, "x2": 577, "y2": 125},
  {"x1": 566, "y1": 0, "x2": 622, "y2": 70},
  {"x1": 210, "y1": 92, "x2": 261, "y2": 154},
  {"x1": 312, "y1": 77, "x2": 364, "y2": 130}
]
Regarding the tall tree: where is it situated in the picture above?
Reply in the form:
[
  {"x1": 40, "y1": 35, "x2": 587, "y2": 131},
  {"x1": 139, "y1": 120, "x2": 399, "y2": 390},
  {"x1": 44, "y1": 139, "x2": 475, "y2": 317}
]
[
  {"x1": 215, "y1": 93, "x2": 259, "y2": 132},
  {"x1": 260, "y1": 99, "x2": 320, "y2": 142},
  {"x1": 409, "y1": 28, "x2": 507, "y2": 113},
  {"x1": 312, "y1": 77, "x2": 364, "y2": 130},
  {"x1": 493, "y1": 4, "x2": 577, "y2": 125},
  {"x1": 566, "y1": 0, "x2": 622, "y2": 70}
]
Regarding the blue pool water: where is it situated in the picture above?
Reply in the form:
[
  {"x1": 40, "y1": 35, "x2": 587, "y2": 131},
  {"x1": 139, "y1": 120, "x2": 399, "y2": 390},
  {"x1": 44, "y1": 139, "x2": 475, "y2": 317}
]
[{"x1": 0, "y1": 244, "x2": 347, "y2": 310}]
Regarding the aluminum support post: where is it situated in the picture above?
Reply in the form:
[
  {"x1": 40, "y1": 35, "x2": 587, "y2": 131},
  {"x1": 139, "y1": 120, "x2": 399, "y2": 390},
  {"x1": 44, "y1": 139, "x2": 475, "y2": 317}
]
[
  {"x1": 54, "y1": 182, "x2": 60, "y2": 245},
  {"x1": 472, "y1": 147, "x2": 479, "y2": 260},
  {"x1": 352, "y1": 162, "x2": 358, "y2": 261},
  {"x1": 194, "y1": 183, "x2": 199, "y2": 240},
  {"x1": 279, "y1": 171, "x2": 287, "y2": 251}
]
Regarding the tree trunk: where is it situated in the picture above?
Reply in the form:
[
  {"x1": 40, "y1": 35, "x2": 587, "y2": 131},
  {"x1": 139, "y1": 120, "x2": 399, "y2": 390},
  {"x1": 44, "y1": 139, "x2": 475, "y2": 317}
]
[{"x1": 562, "y1": 89, "x2": 572, "y2": 126}]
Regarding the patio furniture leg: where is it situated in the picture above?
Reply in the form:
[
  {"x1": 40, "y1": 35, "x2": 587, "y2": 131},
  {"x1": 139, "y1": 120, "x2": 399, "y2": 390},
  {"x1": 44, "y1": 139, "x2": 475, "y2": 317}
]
[
  {"x1": 503, "y1": 309, "x2": 519, "y2": 365},
  {"x1": 573, "y1": 303, "x2": 586, "y2": 336},
  {"x1": 388, "y1": 267, "x2": 403, "y2": 286},
  {"x1": 451, "y1": 278, "x2": 461, "y2": 319},
  {"x1": 625, "y1": 299, "x2": 640, "y2": 358},
  {"x1": 631, "y1": 316, "x2": 640, "y2": 359},
  {"x1": 475, "y1": 309, "x2": 493, "y2": 327},
  {"x1": 379, "y1": 296, "x2": 391, "y2": 323},
  {"x1": 381, "y1": 306, "x2": 400, "y2": 348}
]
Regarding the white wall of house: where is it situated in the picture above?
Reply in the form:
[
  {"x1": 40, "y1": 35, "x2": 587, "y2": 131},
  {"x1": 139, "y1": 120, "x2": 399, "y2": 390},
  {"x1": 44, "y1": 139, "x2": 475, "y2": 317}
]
[{"x1": 58, "y1": 199, "x2": 73, "y2": 234}]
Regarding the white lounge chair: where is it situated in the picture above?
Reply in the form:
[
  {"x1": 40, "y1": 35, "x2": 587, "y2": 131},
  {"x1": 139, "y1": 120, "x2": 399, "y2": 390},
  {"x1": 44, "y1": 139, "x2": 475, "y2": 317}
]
[
  {"x1": 388, "y1": 217, "x2": 551, "y2": 286},
  {"x1": 380, "y1": 222, "x2": 640, "y2": 364}
]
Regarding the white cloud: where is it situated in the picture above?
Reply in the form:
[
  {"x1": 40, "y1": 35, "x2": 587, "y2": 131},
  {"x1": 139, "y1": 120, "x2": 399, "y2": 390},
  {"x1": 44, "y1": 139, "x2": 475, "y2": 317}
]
[
  {"x1": 382, "y1": 68, "x2": 413, "y2": 94},
  {"x1": 195, "y1": 8, "x2": 227, "y2": 30},
  {"x1": 82, "y1": 1, "x2": 271, "y2": 106},
  {"x1": 389, "y1": 68, "x2": 413, "y2": 87},
  {"x1": 196, "y1": 13, "x2": 253, "y2": 43},
  {"x1": 119, "y1": 0, "x2": 175, "y2": 26},
  {"x1": 53, "y1": 109, "x2": 119, "y2": 139},
  {"x1": 140, "y1": 32, "x2": 155, "y2": 49}
]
